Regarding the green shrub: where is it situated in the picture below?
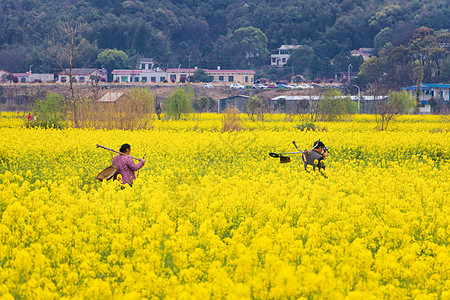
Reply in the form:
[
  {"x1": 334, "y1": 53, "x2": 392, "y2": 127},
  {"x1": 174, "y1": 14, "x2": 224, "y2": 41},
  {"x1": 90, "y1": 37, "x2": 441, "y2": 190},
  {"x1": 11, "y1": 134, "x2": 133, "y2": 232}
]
[
  {"x1": 295, "y1": 121, "x2": 316, "y2": 131},
  {"x1": 165, "y1": 87, "x2": 193, "y2": 120},
  {"x1": 27, "y1": 93, "x2": 66, "y2": 129}
]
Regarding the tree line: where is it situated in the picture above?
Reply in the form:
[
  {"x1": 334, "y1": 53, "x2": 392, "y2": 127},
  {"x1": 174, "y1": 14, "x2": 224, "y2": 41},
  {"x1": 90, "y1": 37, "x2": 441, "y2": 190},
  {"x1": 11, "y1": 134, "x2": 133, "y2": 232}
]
[{"x1": 0, "y1": 0, "x2": 448, "y2": 89}]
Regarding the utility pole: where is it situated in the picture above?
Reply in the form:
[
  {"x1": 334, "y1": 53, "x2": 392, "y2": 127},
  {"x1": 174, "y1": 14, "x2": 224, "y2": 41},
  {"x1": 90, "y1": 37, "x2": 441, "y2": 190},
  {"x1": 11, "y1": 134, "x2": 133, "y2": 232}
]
[
  {"x1": 28, "y1": 65, "x2": 33, "y2": 83},
  {"x1": 349, "y1": 84, "x2": 361, "y2": 113},
  {"x1": 348, "y1": 64, "x2": 352, "y2": 83},
  {"x1": 187, "y1": 54, "x2": 191, "y2": 83}
]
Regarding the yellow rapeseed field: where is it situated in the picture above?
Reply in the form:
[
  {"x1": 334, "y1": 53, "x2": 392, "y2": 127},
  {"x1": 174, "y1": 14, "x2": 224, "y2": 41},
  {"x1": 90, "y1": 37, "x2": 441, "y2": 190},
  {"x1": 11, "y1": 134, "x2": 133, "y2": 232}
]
[{"x1": 0, "y1": 112, "x2": 449, "y2": 299}]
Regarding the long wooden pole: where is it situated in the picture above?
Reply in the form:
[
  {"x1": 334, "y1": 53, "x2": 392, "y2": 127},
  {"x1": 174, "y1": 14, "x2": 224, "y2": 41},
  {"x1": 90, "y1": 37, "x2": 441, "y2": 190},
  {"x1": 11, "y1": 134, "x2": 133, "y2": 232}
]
[{"x1": 96, "y1": 144, "x2": 142, "y2": 161}]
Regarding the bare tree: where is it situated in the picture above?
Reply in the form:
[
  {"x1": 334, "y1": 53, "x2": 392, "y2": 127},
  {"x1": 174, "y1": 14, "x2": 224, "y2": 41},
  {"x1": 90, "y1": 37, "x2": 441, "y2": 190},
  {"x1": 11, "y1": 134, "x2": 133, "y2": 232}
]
[
  {"x1": 375, "y1": 91, "x2": 416, "y2": 131},
  {"x1": 52, "y1": 16, "x2": 89, "y2": 127}
]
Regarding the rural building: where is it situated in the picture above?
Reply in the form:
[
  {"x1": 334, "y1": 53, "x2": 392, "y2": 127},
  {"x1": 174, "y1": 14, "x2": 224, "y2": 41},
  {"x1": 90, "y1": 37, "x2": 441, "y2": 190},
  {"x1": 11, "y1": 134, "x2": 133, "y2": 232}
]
[
  {"x1": 112, "y1": 58, "x2": 167, "y2": 83},
  {"x1": 0, "y1": 69, "x2": 13, "y2": 82},
  {"x1": 403, "y1": 83, "x2": 450, "y2": 114},
  {"x1": 13, "y1": 73, "x2": 54, "y2": 83},
  {"x1": 112, "y1": 69, "x2": 167, "y2": 83},
  {"x1": 137, "y1": 58, "x2": 155, "y2": 70},
  {"x1": 219, "y1": 95, "x2": 251, "y2": 113},
  {"x1": 270, "y1": 95, "x2": 387, "y2": 114},
  {"x1": 166, "y1": 68, "x2": 196, "y2": 83},
  {"x1": 166, "y1": 68, "x2": 255, "y2": 84},
  {"x1": 403, "y1": 84, "x2": 450, "y2": 102},
  {"x1": 350, "y1": 48, "x2": 374, "y2": 61},
  {"x1": 0, "y1": 69, "x2": 53, "y2": 83},
  {"x1": 57, "y1": 68, "x2": 107, "y2": 83},
  {"x1": 207, "y1": 68, "x2": 255, "y2": 84},
  {"x1": 270, "y1": 45, "x2": 301, "y2": 67}
]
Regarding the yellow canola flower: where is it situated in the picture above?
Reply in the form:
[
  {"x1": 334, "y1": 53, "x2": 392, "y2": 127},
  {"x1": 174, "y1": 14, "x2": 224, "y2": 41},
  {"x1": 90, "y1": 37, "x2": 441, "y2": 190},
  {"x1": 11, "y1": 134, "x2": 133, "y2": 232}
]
[{"x1": 0, "y1": 113, "x2": 449, "y2": 298}]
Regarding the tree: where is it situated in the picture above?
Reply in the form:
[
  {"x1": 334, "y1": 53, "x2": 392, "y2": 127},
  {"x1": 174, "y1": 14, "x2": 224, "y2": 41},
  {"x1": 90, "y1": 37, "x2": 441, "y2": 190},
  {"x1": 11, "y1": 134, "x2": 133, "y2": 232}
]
[
  {"x1": 412, "y1": 66, "x2": 424, "y2": 105},
  {"x1": 247, "y1": 95, "x2": 263, "y2": 121},
  {"x1": 195, "y1": 96, "x2": 212, "y2": 112},
  {"x1": 97, "y1": 49, "x2": 129, "y2": 81},
  {"x1": 318, "y1": 90, "x2": 357, "y2": 121},
  {"x1": 374, "y1": 27, "x2": 393, "y2": 53},
  {"x1": 192, "y1": 69, "x2": 211, "y2": 83},
  {"x1": 369, "y1": 5, "x2": 405, "y2": 30},
  {"x1": 6, "y1": 74, "x2": 14, "y2": 83},
  {"x1": 30, "y1": 93, "x2": 66, "y2": 129},
  {"x1": 52, "y1": 17, "x2": 91, "y2": 128},
  {"x1": 231, "y1": 26, "x2": 268, "y2": 68},
  {"x1": 357, "y1": 57, "x2": 383, "y2": 88},
  {"x1": 375, "y1": 90, "x2": 416, "y2": 131},
  {"x1": 165, "y1": 87, "x2": 194, "y2": 120},
  {"x1": 284, "y1": 46, "x2": 316, "y2": 79}
]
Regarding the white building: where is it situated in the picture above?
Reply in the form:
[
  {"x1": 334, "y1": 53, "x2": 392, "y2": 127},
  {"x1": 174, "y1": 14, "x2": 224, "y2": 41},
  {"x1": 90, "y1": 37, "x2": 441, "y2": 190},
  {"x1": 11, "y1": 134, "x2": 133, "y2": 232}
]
[
  {"x1": 112, "y1": 58, "x2": 167, "y2": 83},
  {"x1": 14, "y1": 73, "x2": 54, "y2": 83},
  {"x1": 270, "y1": 45, "x2": 301, "y2": 67},
  {"x1": 404, "y1": 84, "x2": 450, "y2": 114},
  {"x1": 57, "y1": 68, "x2": 107, "y2": 83},
  {"x1": 112, "y1": 69, "x2": 167, "y2": 83}
]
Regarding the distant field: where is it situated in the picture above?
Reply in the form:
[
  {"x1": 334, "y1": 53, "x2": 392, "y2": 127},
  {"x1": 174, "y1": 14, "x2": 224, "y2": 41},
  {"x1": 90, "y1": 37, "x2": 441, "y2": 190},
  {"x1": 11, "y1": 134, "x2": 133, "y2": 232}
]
[{"x1": 0, "y1": 113, "x2": 449, "y2": 298}]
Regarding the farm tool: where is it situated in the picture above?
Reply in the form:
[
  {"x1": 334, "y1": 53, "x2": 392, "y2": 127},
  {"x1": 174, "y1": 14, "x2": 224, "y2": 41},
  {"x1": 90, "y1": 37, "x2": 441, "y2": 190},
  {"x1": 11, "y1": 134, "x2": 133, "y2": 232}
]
[
  {"x1": 95, "y1": 144, "x2": 146, "y2": 181},
  {"x1": 268, "y1": 141, "x2": 309, "y2": 164}
]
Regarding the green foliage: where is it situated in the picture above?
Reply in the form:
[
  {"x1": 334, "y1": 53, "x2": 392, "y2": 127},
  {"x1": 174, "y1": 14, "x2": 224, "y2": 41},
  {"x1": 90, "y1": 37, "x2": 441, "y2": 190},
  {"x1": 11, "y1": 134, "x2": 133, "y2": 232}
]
[
  {"x1": 318, "y1": 90, "x2": 358, "y2": 121},
  {"x1": 0, "y1": 87, "x2": 6, "y2": 104},
  {"x1": 375, "y1": 90, "x2": 416, "y2": 131},
  {"x1": 0, "y1": 0, "x2": 449, "y2": 87},
  {"x1": 284, "y1": 46, "x2": 316, "y2": 79},
  {"x1": 247, "y1": 95, "x2": 263, "y2": 121},
  {"x1": 295, "y1": 121, "x2": 316, "y2": 131},
  {"x1": 387, "y1": 90, "x2": 416, "y2": 114},
  {"x1": 97, "y1": 49, "x2": 129, "y2": 73},
  {"x1": 29, "y1": 93, "x2": 66, "y2": 129},
  {"x1": 231, "y1": 26, "x2": 268, "y2": 67},
  {"x1": 195, "y1": 97, "x2": 212, "y2": 112},
  {"x1": 165, "y1": 87, "x2": 193, "y2": 120},
  {"x1": 192, "y1": 69, "x2": 211, "y2": 83}
]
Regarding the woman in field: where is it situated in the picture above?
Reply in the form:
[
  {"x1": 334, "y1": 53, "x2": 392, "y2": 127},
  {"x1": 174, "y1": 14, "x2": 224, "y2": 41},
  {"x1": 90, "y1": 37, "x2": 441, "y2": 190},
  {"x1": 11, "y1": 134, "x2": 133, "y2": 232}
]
[{"x1": 112, "y1": 143, "x2": 146, "y2": 185}]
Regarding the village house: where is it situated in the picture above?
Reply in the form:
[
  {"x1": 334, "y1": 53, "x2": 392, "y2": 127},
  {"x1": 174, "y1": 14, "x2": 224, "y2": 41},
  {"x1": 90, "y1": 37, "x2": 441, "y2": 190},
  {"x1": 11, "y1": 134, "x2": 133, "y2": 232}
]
[
  {"x1": 57, "y1": 68, "x2": 107, "y2": 83},
  {"x1": 166, "y1": 67, "x2": 255, "y2": 84},
  {"x1": 350, "y1": 48, "x2": 374, "y2": 61},
  {"x1": 404, "y1": 83, "x2": 450, "y2": 113},
  {"x1": 0, "y1": 69, "x2": 13, "y2": 82},
  {"x1": 207, "y1": 68, "x2": 255, "y2": 84},
  {"x1": 0, "y1": 69, "x2": 54, "y2": 83},
  {"x1": 270, "y1": 45, "x2": 301, "y2": 67},
  {"x1": 112, "y1": 58, "x2": 167, "y2": 83},
  {"x1": 13, "y1": 73, "x2": 54, "y2": 83}
]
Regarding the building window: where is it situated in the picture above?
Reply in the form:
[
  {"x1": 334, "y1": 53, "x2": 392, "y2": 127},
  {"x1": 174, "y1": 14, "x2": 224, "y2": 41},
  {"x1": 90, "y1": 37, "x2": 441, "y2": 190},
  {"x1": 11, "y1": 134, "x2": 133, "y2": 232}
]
[
  {"x1": 272, "y1": 58, "x2": 276, "y2": 63},
  {"x1": 151, "y1": 77, "x2": 156, "y2": 82},
  {"x1": 209, "y1": 76, "x2": 214, "y2": 82},
  {"x1": 228, "y1": 76, "x2": 234, "y2": 82},
  {"x1": 79, "y1": 77, "x2": 85, "y2": 82},
  {"x1": 245, "y1": 76, "x2": 248, "y2": 83},
  {"x1": 282, "y1": 58, "x2": 286, "y2": 63},
  {"x1": 142, "y1": 77, "x2": 147, "y2": 82},
  {"x1": 160, "y1": 77, "x2": 165, "y2": 82},
  {"x1": 21, "y1": 78, "x2": 26, "y2": 83},
  {"x1": 219, "y1": 76, "x2": 224, "y2": 81},
  {"x1": 170, "y1": 74, "x2": 176, "y2": 80},
  {"x1": 134, "y1": 77, "x2": 139, "y2": 82},
  {"x1": 121, "y1": 76, "x2": 128, "y2": 82},
  {"x1": 141, "y1": 64, "x2": 145, "y2": 69}
]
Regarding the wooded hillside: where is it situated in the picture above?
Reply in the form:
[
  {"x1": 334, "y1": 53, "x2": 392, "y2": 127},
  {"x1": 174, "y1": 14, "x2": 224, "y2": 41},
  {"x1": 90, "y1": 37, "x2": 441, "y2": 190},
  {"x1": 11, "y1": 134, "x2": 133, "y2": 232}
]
[{"x1": 0, "y1": 0, "x2": 449, "y2": 87}]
